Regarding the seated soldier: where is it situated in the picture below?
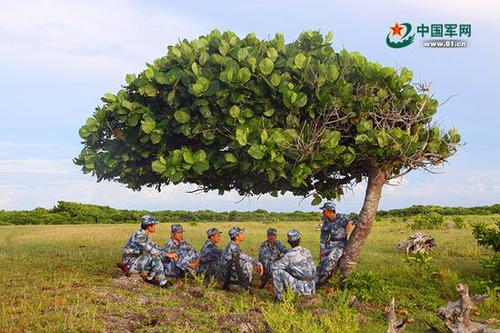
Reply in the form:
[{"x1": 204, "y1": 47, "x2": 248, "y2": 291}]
[
  {"x1": 316, "y1": 201, "x2": 356, "y2": 286},
  {"x1": 161, "y1": 224, "x2": 200, "y2": 278},
  {"x1": 271, "y1": 229, "x2": 316, "y2": 301},
  {"x1": 218, "y1": 227, "x2": 263, "y2": 290},
  {"x1": 198, "y1": 228, "x2": 223, "y2": 278},
  {"x1": 258, "y1": 228, "x2": 288, "y2": 288},
  {"x1": 116, "y1": 215, "x2": 169, "y2": 287}
]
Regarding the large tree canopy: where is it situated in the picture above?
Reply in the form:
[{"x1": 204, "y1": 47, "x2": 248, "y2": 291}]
[
  {"x1": 75, "y1": 30, "x2": 459, "y2": 202},
  {"x1": 75, "y1": 30, "x2": 460, "y2": 279}
]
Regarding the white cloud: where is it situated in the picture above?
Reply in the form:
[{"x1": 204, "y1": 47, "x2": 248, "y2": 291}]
[
  {"x1": 0, "y1": 159, "x2": 72, "y2": 174},
  {"x1": 0, "y1": 156, "x2": 498, "y2": 212},
  {"x1": 0, "y1": 0, "x2": 208, "y2": 78}
]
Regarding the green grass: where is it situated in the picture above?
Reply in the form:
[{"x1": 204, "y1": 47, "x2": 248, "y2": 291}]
[{"x1": 0, "y1": 215, "x2": 498, "y2": 332}]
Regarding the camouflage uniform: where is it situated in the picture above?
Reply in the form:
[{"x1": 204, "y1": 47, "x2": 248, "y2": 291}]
[
  {"x1": 161, "y1": 224, "x2": 199, "y2": 277},
  {"x1": 121, "y1": 229, "x2": 167, "y2": 285},
  {"x1": 271, "y1": 230, "x2": 316, "y2": 299},
  {"x1": 198, "y1": 239, "x2": 222, "y2": 277},
  {"x1": 316, "y1": 213, "x2": 352, "y2": 284},
  {"x1": 258, "y1": 239, "x2": 288, "y2": 282},
  {"x1": 219, "y1": 240, "x2": 257, "y2": 285}
]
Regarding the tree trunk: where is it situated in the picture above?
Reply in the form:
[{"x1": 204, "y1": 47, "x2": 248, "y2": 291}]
[{"x1": 339, "y1": 168, "x2": 386, "y2": 282}]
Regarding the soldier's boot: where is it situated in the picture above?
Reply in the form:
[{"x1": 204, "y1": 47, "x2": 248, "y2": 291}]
[
  {"x1": 159, "y1": 279, "x2": 172, "y2": 288},
  {"x1": 260, "y1": 272, "x2": 270, "y2": 288},
  {"x1": 116, "y1": 262, "x2": 131, "y2": 277}
]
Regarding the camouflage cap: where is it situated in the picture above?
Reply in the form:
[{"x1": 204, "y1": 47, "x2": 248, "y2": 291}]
[
  {"x1": 228, "y1": 226, "x2": 245, "y2": 238},
  {"x1": 171, "y1": 224, "x2": 184, "y2": 233},
  {"x1": 287, "y1": 229, "x2": 301, "y2": 242},
  {"x1": 141, "y1": 214, "x2": 159, "y2": 226},
  {"x1": 206, "y1": 227, "x2": 221, "y2": 238},
  {"x1": 319, "y1": 201, "x2": 336, "y2": 211},
  {"x1": 267, "y1": 228, "x2": 277, "y2": 236}
]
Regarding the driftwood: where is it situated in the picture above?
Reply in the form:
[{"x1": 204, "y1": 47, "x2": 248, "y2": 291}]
[
  {"x1": 386, "y1": 297, "x2": 411, "y2": 333},
  {"x1": 438, "y1": 284, "x2": 499, "y2": 333},
  {"x1": 398, "y1": 232, "x2": 436, "y2": 255}
]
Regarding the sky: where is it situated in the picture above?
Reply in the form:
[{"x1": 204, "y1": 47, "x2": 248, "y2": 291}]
[{"x1": 0, "y1": 0, "x2": 499, "y2": 212}]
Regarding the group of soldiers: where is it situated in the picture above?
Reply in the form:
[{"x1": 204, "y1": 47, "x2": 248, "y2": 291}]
[{"x1": 116, "y1": 201, "x2": 356, "y2": 300}]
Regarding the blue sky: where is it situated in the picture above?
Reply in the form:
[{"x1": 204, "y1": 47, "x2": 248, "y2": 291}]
[{"x1": 0, "y1": 0, "x2": 498, "y2": 212}]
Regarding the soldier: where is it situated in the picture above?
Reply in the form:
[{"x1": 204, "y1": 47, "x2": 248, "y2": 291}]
[
  {"x1": 116, "y1": 215, "x2": 169, "y2": 287},
  {"x1": 198, "y1": 227, "x2": 223, "y2": 277},
  {"x1": 218, "y1": 226, "x2": 263, "y2": 290},
  {"x1": 271, "y1": 229, "x2": 316, "y2": 301},
  {"x1": 316, "y1": 201, "x2": 355, "y2": 286},
  {"x1": 162, "y1": 224, "x2": 200, "y2": 278},
  {"x1": 258, "y1": 228, "x2": 288, "y2": 288}
]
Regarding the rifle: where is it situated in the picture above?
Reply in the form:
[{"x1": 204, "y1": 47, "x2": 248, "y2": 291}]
[
  {"x1": 260, "y1": 267, "x2": 271, "y2": 288},
  {"x1": 222, "y1": 252, "x2": 249, "y2": 290}
]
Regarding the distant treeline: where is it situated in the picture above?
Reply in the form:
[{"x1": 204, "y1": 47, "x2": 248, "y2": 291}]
[
  {"x1": 0, "y1": 201, "x2": 498, "y2": 225},
  {"x1": 377, "y1": 204, "x2": 500, "y2": 217}
]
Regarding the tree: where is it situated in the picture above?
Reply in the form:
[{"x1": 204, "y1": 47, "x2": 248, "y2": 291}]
[{"x1": 75, "y1": 30, "x2": 460, "y2": 280}]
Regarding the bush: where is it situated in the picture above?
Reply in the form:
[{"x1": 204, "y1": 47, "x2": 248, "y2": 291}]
[
  {"x1": 472, "y1": 221, "x2": 500, "y2": 251},
  {"x1": 472, "y1": 221, "x2": 500, "y2": 287},
  {"x1": 453, "y1": 216, "x2": 466, "y2": 229},
  {"x1": 343, "y1": 270, "x2": 387, "y2": 301},
  {"x1": 411, "y1": 212, "x2": 445, "y2": 230}
]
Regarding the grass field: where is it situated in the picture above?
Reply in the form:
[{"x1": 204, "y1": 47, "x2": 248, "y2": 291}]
[{"x1": 0, "y1": 215, "x2": 498, "y2": 332}]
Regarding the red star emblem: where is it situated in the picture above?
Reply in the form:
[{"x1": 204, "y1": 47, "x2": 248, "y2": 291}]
[{"x1": 390, "y1": 22, "x2": 404, "y2": 36}]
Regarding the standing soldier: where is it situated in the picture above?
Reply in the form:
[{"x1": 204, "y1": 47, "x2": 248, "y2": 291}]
[
  {"x1": 316, "y1": 201, "x2": 355, "y2": 286},
  {"x1": 162, "y1": 224, "x2": 200, "y2": 278},
  {"x1": 116, "y1": 215, "x2": 169, "y2": 287},
  {"x1": 258, "y1": 228, "x2": 288, "y2": 288},
  {"x1": 271, "y1": 229, "x2": 316, "y2": 301},
  {"x1": 198, "y1": 228, "x2": 223, "y2": 277},
  {"x1": 218, "y1": 226, "x2": 263, "y2": 290}
]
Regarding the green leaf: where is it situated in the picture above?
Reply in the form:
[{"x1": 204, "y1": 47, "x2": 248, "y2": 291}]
[
  {"x1": 125, "y1": 74, "x2": 136, "y2": 85},
  {"x1": 191, "y1": 62, "x2": 199, "y2": 76},
  {"x1": 151, "y1": 130, "x2": 162, "y2": 144},
  {"x1": 141, "y1": 118, "x2": 156, "y2": 134},
  {"x1": 400, "y1": 67, "x2": 413, "y2": 83},
  {"x1": 224, "y1": 153, "x2": 238, "y2": 163},
  {"x1": 327, "y1": 64, "x2": 339, "y2": 82},
  {"x1": 194, "y1": 150, "x2": 207, "y2": 162},
  {"x1": 85, "y1": 118, "x2": 99, "y2": 132},
  {"x1": 376, "y1": 130, "x2": 389, "y2": 148},
  {"x1": 79, "y1": 126, "x2": 91, "y2": 139},
  {"x1": 261, "y1": 130, "x2": 268, "y2": 143},
  {"x1": 229, "y1": 105, "x2": 240, "y2": 118},
  {"x1": 263, "y1": 108, "x2": 275, "y2": 117},
  {"x1": 311, "y1": 196, "x2": 322, "y2": 206},
  {"x1": 296, "y1": 93, "x2": 307, "y2": 107},
  {"x1": 237, "y1": 48, "x2": 249, "y2": 62},
  {"x1": 192, "y1": 161, "x2": 209, "y2": 174},
  {"x1": 237, "y1": 67, "x2": 251, "y2": 83},
  {"x1": 155, "y1": 72, "x2": 169, "y2": 84},
  {"x1": 183, "y1": 150, "x2": 195, "y2": 164},
  {"x1": 151, "y1": 160, "x2": 167, "y2": 174},
  {"x1": 267, "y1": 169, "x2": 276, "y2": 183},
  {"x1": 191, "y1": 83, "x2": 204, "y2": 96},
  {"x1": 267, "y1": 47, "x2": 278, "y2": 61},
  {"x1": 324, "y1": 31, "x2": 334, "y2": 44},
  {"x1": 259, "y1": 58, "x2": 274, "y2": 76},
  {"x1": 294, "y1": 53, "x2": 307, "y2": 69},
  {"x1": 169, "y1": 171, "x2": 184, "y2": 183},
  {"x1": 144, "y1": 68, "x2": 154, "y2": 79},
  {"x1": 236, "y1": 127, "x2": 248, "y2": 146},
  {"x1": 248, "y1": 144, "x2": 265, "y2": 159},
  {"x1": 138, "y1": 84, "x2": 157, "y2": 97},
  {"x1": 270, "y1": 73, "x2": 281, "y2": 87},
  {"x1": 174, "y1": 110, "x2": 191, "y2": 124},
  {"x1": 171, "y1": 47, "x2": 181, "y2": 58}
]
